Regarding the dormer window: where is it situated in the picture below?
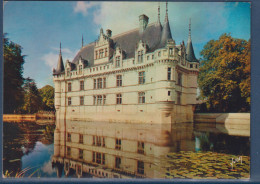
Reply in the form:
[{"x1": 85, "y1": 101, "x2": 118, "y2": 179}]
[
  {"x1": 116, "y1": 56, "x2": 120, "y2": 67},
  {"x1": 138, "y1": 51, "x2": 144, "y2": 63},
  {"x1": 79, "y1": 65, "x2": 83, "y2": 75},
  {"x1": 105, "y1": 48, "x2": 108, "y2": 57},
  {"x1": 95, "y1": 51, "x2": 98, "y2": 59},
  {"x1": 66, "y1": 68, "x2": 70, "y2": 77},
  {"x1": 158, "y1": 51, "x2": 161, "y2": 57},
  {"x1": 169, "y1": 48, "x2": 173, "y2": 55}
]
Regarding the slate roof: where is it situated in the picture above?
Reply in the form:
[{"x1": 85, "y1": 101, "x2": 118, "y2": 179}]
[
  {"x1": 71, "y1": 22, "x2": 164, "y2": 68},
  {"x1": 53, "y1": 53, "x2": 65, "y2": 74}
]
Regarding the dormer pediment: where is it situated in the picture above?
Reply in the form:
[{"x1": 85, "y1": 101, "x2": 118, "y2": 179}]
[{"x1": 136, "y1": 40, "x2": 148, "y2": 52}]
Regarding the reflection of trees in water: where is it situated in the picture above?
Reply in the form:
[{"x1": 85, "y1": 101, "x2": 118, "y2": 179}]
[
  {"x1": 3, "y1": 122, "x2": 55, "y2": 176},
  {"x1": 198, "y1": 132, "x2": 250, "y2": 156}
]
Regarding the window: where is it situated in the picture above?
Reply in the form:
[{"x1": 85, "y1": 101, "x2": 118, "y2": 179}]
[
  {"x1": 79, "y1": 149, "x2": 83, "y2": 159},
  {"x1": 80, "y1": 81, "x2": 84, "y2": 91},
  {"x1": 95, "y1": 51, "x2": 98, "y2": 59},
  {"x1": 177, "y1": 73, "x2": 182, "y2": 86},
  {"x1": 103, "y1": 78, "x2": 106, "y2": 88},
  {"x1": 158, "y1": 51, "x2": 161, "y2": 57},
  {"x1": 138, "y1": 51, "x2": 144, "y2": 63},
  {"x1": 67, "y1": 147, "x2": 71, "y2": 157},
  {"x1": 66, "y1": 68, "x2": 70, "y2": 77},
  {"x1": 196, "y1": 64, "x2": 198, "y2": 69},
  {"x1": 103, "y1": 95, "x2": 106, "y2": 105},
  {"x1": 152, "y1": 55, "x2": 154, "y2": 59},
  {"x1": 116, "y1": 94, "x2": 122, "y2": 104},
  {"x1": 190, "y1": 64, "x2": 193, "y2": 68},
  {"x1": 137, "y1": 161, "x2": 144, "y2": 174},
  {"x1": 80, "y1": 96, "x2": 84, "y2": 105},
  {"x1": 68, "y1": 83, "x2": 72, "y2": 92},
  {"x1": 169, "y1": 48, "x2": 173, "y2": 55},
  {"x1": 138, "y1": 92, "x2": 145, "y2": 104},
  {"x1": 96, "y1": 95, "x2": 101, "y2": 105},
  {"x1": 67, "y1": 133, "x2": 71, "y2": 142},
  {"x1": 177, "y1": 92, "x2": 181, "y2": 105},
  {"x1": 115, "y1": 138, "x2": 121, "y2": 150},
  {"x1": 79, "y1": 65, "x2": 83, "y2": 75},
  {"x1": 92, "y1": 152, "x2": 105, "y2": 165},
  {"x1": 138, "y1": 71, "x2": 145, "y2": 84},
  {"x1": 116, "y1": 56, "x2": 120, "y2": 67},
  {"x1": 93, "y1": 136, "x2": 105, "y2": 147},
  {"x1": 79, "y1": 134, "x2": 83, "y2": 144},
  {"x1": 115, "y1": 157, "x2": 121, "y2": 169},
  {"x1": 97, "y1": 78, "x2": 103, "y2": 89},
  {"x1": 116, "y1": 75, "x2": 122, "y2": 87},
  {"x1": 94, "y1": 79, "x2": 97, "y2": 89},
  {"x1": 137, "y1": 141, "x2": 144, "y2": 154},
  {"x1": 68, "y1": 97, "x2": 72, "y2": 106},
  {"x1": 168, "y1": 91, "x2": 171, "y2": 96},
  {"x1": 105, "y1": 48, "x2": 108, "y2": 57},
  {"x1": 147, "y1": 55, "x2": 150, "y2": 60},
  {"x1": 168, "y1": 67, "x2": 171, "y2": 80},
  {"x1": 93, "y1": 95, "x2": 97, "y2": 105}
]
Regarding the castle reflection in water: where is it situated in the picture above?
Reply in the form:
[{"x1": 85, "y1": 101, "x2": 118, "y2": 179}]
[
  {"x1": 52, "y1": 120, "x2": 196, "y2": 178},
  {"x1": 52, "y1": 119, "x2": 250, "y2": 178}
]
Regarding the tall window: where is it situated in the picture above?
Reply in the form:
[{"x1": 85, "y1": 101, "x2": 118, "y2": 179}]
[
  {"x1": 68, "y1": 82, "x2": 72, "y2": 92},
  {"x1": 169, "y1": 48, "x2": 173, "y2": 55},
  {"x1": 137, "y1": 141, "x2": 145, "y2": 154},
  {"x1": 95, "y1": 51, "x2": 98, "y2": 59},
  {"x1": 103, "y1": 78, "x2": 106, "y2": 88},
  {"x1": 66, "y1": 68, "x2": 70, "y2": 77},
  {"x1": 97, "y1": 78, "x2": 103, "y2": 89},
  {"x1": 116, "y1": 56, "x2": 120, "y2": 67},
  {"x1": 79, "y1": 65, "x2": 83, "y2": 75},
  {"x1": 67, "y1": 147, "x2": 71, "y2": 157},
  {"x1": 177, "y1": 73, "x2": 182, "y2": 85},
  {"x1": 115, "y1": 138, "x2": 121, "y2": 150},
  {"x1": 79, "y1": 149, "x2": 83, "y2": 159},
  {"x1": 168, "y1": 67, "x2": 171, "y2": 80},
  {"x1": 105, "y1": 48, "x2": 108, "y2": 57},
  {"x1": 137, "y1": 161, "x2": 144, "y2": 174},
  {"x1": 94, "y1": 79, "x2": 97, "y2": 89},
  {"x1": 79, "y1": 134, "x2": 83, "y2": 144},
  {"x1": 138, "y1": 71, "x2": 145, "y2": 84},
  {"x1": 158, "y1": 51, "x2": 161, "y2": 57},
  {"x1": 97, "y1": 95, "x2": 102, "y2": 105},
  {"x1": 67, "y1": 133, "x2": 71, "y2": 142},
  {"x1": 138, "y1": 92, "x2": 145, "y2": 104},
  {"x1": 80, "y1": 81, "x2": 84, "y2": 90},
  {"x1": 138, "y1": 50, "x2": 144, "y2": 63},
  {"x1": 92, "y1": 152, "x2": 105, "y2": 165},
  {"x1": 93, "y1": 136, "x2": 106, "y2": 147},
  {"x1": 93, "y1": 95, "x2": 96, "y2": 105},
  {"x1": 80, "y1": 96, "x2": 84, "y2": 105},
  {"x1": 116, "y1": 94, "x2": 122, "y2": 104},
  {"x1": 116, "y1": 75, "x2": 122, "y2": 87},
  {"x1": 115, "y1": 157, "x2": 121, "y2": 169},
  {"x1": 68, "y1": 97, "x2": 72, "y2": 106},
  {"x1": 103, "y1": 95, "x2": 106, "y2": 105}
]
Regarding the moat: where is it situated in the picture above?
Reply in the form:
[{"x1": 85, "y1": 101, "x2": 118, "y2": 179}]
[{"x1": 3, "y1": 121, "x2": 250, "y2": 179}]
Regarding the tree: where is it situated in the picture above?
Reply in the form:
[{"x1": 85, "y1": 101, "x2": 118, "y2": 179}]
[
  {"x1": 39, "y1": 85, "x2": 55, "y2": 111},
  {"x1": 22, "y1": 77, "x2": 43, "y2": 113},
  {"x1": 198, "y1": 34, "x2": 250, "y2": 112},
  {"x1": 3, "y1": 34, "x2": 25, "y2": 114}
]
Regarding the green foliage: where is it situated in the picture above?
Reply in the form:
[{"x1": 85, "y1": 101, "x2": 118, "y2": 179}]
[
  {"x1": 22, "y1": 77, "x2": 43, "y2": 114},
  {"x1": 39, "y1": 85, "x2": 55, "y2": 111},
  {"x1": 198, "y1": 34, "x2": 250, "y2": 112},
  {"x1": 4, "y1": 34, "x2": 25, "y2": 114}
]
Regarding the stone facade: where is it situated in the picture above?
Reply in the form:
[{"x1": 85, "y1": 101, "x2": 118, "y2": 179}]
[{"x1": 53, "y1": 5, "x2": 199, "y2": 124}]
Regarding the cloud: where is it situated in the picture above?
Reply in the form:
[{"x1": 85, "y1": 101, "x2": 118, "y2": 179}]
[
  {"x1": 73, "y1": 1, "x2": 98, "y2": 16},
  {"x1": 41, "y1": 48, "x2": 77, "y2": 69},
  {"x1": 41, "y1": 160, "x2": 56, "y2": 175}
]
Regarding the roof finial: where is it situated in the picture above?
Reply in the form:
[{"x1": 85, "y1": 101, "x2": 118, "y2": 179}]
[
  {"x1": 59, "y1": 42, "x2": 61, "y2": 55},
  {"x1": 165, "y1": 1, "x2": 169, "y2": 22},
  {"x1": 158, "y1": 2, "x2": 161, "y2": 23},
  {"x1": 82, "y1": 34, "x2": 84, "y2": 48},
  {"x1": 189, "y1": 18, "x2": 191, "y2": 38}
]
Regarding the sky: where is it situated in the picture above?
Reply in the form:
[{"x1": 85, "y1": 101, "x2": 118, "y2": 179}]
[{"x1": 3, "y1": 1, "x2": 251, "y2": 88}]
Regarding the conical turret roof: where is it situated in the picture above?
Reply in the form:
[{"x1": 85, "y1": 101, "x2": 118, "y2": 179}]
[
  {"x1": 160, "y1": 2, "x2": 172, "y2": 47},
  {"x1": 186, "y1": 19, "x2": 198, "y2": 63},
  {"x1": 55, "y1": 43, "x2": 65, "y2": 74}
]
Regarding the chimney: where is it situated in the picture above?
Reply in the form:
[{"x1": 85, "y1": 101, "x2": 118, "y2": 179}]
[
  {"x1": 139, "y1": 14, "x2": 149, "y2": 33},
  {"x1": 106, "y1": 29, "x2": 112, "y2": 38}
]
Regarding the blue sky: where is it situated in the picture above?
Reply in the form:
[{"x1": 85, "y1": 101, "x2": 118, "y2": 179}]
[{"x1": 3, "y1": 1, "x2": 251, "y2": 88}]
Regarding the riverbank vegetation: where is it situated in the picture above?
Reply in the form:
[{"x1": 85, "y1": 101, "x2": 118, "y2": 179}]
[
  {"x1": 4, "y1": 34, "x2": 54, "y2": 114},
  {"x1": 197, "y1": 34, "x2": 250, "y2": 113}
]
